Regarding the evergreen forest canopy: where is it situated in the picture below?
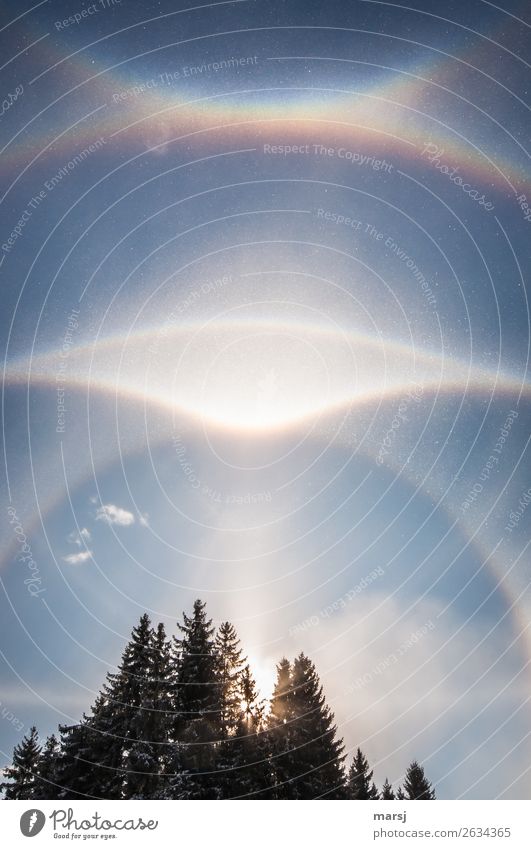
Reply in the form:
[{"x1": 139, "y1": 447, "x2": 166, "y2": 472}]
[{"x1": 1, "y1": 600, "x2": 436, "y2": 800}]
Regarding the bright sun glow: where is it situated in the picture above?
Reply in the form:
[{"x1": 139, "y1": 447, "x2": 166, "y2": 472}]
[
  {"x1": 108, "y1": 320, "x2": 469, "y2": 431},
  {"x1": 13, "y1": 318, "x2": 498, "y2": 434},
  {"x1": 246, "y1": 653, "x2": 276, "y2": 703},
  {"x1": 185, "y1": 331, "x2": 335, "y2": 430}
]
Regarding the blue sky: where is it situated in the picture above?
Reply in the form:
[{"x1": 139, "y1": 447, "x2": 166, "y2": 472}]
[{"x1": 1, "y1": 0, "x2": 530, "y2": 799}]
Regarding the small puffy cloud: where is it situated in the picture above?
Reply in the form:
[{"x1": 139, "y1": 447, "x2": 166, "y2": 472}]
[
  {"x1": 67, "y1": 528, "x2": 91, "y2": 547},
  {"x1": 63, "y1": 550, "x2": 93, "y2": 565},
  {"x1": 95, "y1": 503, "x2": 135, "y2": 526},
  {"x1": 138, "y1": 512, "x2": 150, "y2": 528}
]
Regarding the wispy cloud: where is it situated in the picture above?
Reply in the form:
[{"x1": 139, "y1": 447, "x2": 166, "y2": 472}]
[
  {"x1": 63, "y1": 550, "x2": 93, "y2": 565},
  {"x1": 138, "y1": 512, "x2": 150, "y2": 527},
  {"x1": 67, "y1": 527, "x2": 91, "y2": 547},
  {"x1": 95, "y1": 503, "x2": 136, "y2": 526}
]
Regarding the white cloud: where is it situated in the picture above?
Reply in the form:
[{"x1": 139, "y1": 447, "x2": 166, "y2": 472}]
[
  {"x1": 63, "y1": 550, "x2": 93, "y2": 565},
  {"x1": 67, "y1": 527, "x2": 91, "y2": 547},
  {"x1": 138, "y1": 512, "x2": 150, "y2": 527},
  {"x1": 95, "y1": 503, "x2": 135, "y2": 526}
]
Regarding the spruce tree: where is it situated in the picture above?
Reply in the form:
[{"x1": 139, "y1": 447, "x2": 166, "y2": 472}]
[
  {"x1": 123, "y1": 620, "x2": 175, "y2": 798},
  {"x1": 173, "y1": 600, "x2": 219, "y2": 732},
  {"x1": 347, "y1": 748, "x2": 380, "y2": 799},
  {"x1": 1, "y1": 726, "x2": 41, "y2": 799},
  {"x1": 215, "y1": 621, "x2": 247, "y2": 739},
  {"x1": 55, "y1": 720, "x2": 92, "y2": 799},
  {"x1": 240, "y1": 663, "x2": 264, "y2": 725},
  {"x1": 106, "y1": 613, "x2": 157, "y2": 798},
  {"x1": 268, "y1": 655, "x2": 346, "y2": 799},
  {"x1": 268, "y1": 658, "x2": 293, "y2": 727},
  {"x1": 170, "y1": 600, "x2": 221, "y2": 798},
  {"x1": 55, "y1": 695, "x2": 121, "y2": 800},
  {"x1": 402, "y1": 760, "x2": 436, "y2": 799},
  {"x1": 216, "y1": 664, "x2": 270, "y2": 799},
  {"x1": 381, "y1": 777, "x2": 396, "y2": 800},
  {"x1": 289, "y1": 654, "x2": 346, "y2": 798},
  {"x1": 267, "y1": 658, "x2": 295, "y2": 798},
  {"x1": 33, "y1": 734, "x2": 60, "y2": 799},
  {"x1": 144, "y1": 622, "x2": 175, "y2": 794},
  {"x1": 55, "y1": 614, "x2": 161, "y2": 799}
]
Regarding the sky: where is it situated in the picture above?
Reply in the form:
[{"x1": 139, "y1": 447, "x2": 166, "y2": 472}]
[{"x1": 1, "y1": 0, "x2": 530, "y2": 800}]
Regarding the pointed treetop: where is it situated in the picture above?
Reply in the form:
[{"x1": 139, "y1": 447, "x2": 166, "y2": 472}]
[
  {"x1": 1, "y1": 726, "x2": 42, "y2": 800},
  {"x1": 402, "y1": 760, "x2": 436, "y2": 800},
  {"x1": 381, "y1": 777, "x2": 396, "y2": 800},
  {"x1": 348, "y1": 748, "x2": 379, "y2": 799}
]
